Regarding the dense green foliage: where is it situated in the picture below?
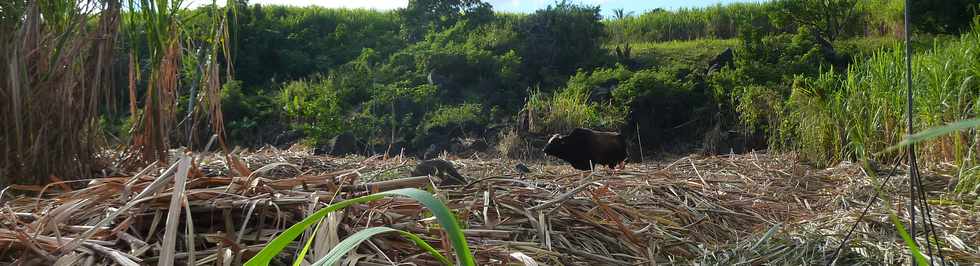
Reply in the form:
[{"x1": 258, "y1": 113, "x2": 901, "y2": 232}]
[
  {"x1": 603, "y1": 0, "x2": 910, "y2": 44},
  {"x1": 605, "y1": 3, "x2": 772, "y2": 43},
  {"x1": 209, "y1": 1, "x2": 615, "y2": 151},
  {"x1": 911, "y1": 0, "x2": 980, "y2": 34},
  {"x1": 101, "y1": 0, "x2": 980, "y2": 190},
  {"x1": 778, "y1": 26, "x2": 980, "y2": 192},
  {"x1": 234, "y1": 6, "x2": 404, "y2": 88},
  {"x1": 517, "y1": 2, "x2": 607, "y2": 87},
  {"x1": 769, "y1": 0, "x2": 862, "y2": 41}
]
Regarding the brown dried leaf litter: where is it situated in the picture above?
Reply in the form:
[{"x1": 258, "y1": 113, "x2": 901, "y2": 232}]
[{"x1": 0, "y1": 149, "x2": 977, "y2": 265}]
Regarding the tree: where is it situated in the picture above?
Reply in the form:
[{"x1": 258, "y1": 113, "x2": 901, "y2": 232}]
[
  {"x1": 911, "y1": 0, "x2": 978, "y2": 34},
  {"x1": 399, "y1": 0, "x2": 492, "y2": 41},
  {"x1": 770, "y1": 0, "x2": 859, "y2": 41},
  {"x1": 516, "y1": 1, "x2": 606, "y2": 88}
]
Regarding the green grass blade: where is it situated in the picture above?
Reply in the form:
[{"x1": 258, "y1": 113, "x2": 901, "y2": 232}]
[
  {"x1": 887, "y1": 212, "x2": 930, "y2": 266},
  {"x1": 244, "y1": 193, "x2": 387, "y2": 266},
  {"x1": 882, "y1": 118, "x2": 980, "y2": 154},
  {"x1": 245, "y1": 188, "x2": 474, "y2": 266},
  {"x1": 375, "y1": 188, "x2": 473, "y2": 266},
  {"x1": 292, "y1": 218, "x2": 326, "y2": 266},
  {"x1": 310, "y1": 227, "x2": 450, "y2": 266}
]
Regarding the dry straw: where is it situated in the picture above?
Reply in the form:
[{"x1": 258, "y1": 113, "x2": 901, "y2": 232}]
[{"x1": 0, "y1": 148, "x2": 975, "y2": 265}]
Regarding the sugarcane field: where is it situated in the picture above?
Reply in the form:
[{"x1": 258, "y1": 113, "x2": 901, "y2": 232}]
[{"x1": 1, "y1": 0, "x2": 978, "y2": 265}]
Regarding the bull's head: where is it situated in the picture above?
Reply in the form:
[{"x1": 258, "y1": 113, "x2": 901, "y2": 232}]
[{"x1": 543, "y1": 133, "x2": 566, "y2": 156}]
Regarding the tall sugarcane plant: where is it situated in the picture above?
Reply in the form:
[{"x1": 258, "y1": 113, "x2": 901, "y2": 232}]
[
  {"x1": 0, "y1": 0, "x2": 236, "y2": 183},
  {"x1": 1, "y1": 0, "x2": 120, "y2": 182},
  {"x1": 123, "y1": 0, "x2": 235, "y2": 164}
]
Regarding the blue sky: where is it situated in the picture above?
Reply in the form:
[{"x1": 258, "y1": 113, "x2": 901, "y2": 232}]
[{"x1": 230, "y1": 0, "x2": 762, "y2": 17}]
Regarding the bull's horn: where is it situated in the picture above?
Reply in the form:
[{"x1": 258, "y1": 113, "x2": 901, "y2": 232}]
[{"x1": 547, "y1": 134, "x2": 560, "y2": 143}]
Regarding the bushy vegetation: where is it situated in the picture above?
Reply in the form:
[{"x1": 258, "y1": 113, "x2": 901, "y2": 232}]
[
  {"x1": 626, "y1": 38, "x2": 738, "y2": 68},
  {"x1": 604, "y1": 0, "x2": 914, "y2": 44},
  {"x1": 777, "y1": 25, "x2": 980, "y2": 193},
  {"x1": 212, "y1": 0, "x2": 977, "y2": 168},
  {"x1": 525, "y1": 65, "x2": 629, "y2": 133},
  {"x1": 233, "y1": 6, "x2": 404, "y2": 88},
  {"x1": 212, "y1": 0, "x2": 617, "y2": 152},
  {"x1": 606, "y1": 3, "x2": 772, "y2": 43},
  {"x1": 6, "y1": 0, "x2": 978, "y2": 187}
]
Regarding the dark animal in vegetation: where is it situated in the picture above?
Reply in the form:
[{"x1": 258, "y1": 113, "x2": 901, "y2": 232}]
[
  {"x1": 707, "y1": 47, "x2": 734, "y2": 73},
  {"x1": 314, "y1": 131, "x2": 360, "y2": 156},
  {"x1": 588, "y1": 85, "x2": 616, "y2": 103},
  {"x1": 811, "y1": 31, "x2": 851, "y2": 69},
  {"x1": 412, "y1": 159, "x2": 467, "y2": 186},
  {"x1": 543, "y1": 128, "x2": 628, "y2": 171},
  {"x1": 514, "y1": 162, "x2": 531, "y2": 174}
]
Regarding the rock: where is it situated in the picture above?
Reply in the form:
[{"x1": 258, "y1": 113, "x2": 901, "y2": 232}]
[
  {"x1": 412, "y1": 159, "x2": 467, "y2": 186},
  {"x1": 372, "y1": 139, "x2": 409, "y2": 156},
  {"x1": 469, "y1": 138, "x2": 489, "y2": 151},
  {"x1": 621, "y1": 93, "x2": 708, "y2": 155},
  {"x1": 623, "y1": 95, "x2": 669, "y2": 150},
  {"x1": 514, "y1": 162, "x2": 531, "y2": 174}
]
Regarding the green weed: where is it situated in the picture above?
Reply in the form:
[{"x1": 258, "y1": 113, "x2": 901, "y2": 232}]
[{"x1": 246, "y1": 188, "x2": 474, "y2": 266}]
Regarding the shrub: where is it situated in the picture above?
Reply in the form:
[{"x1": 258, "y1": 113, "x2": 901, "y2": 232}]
[
  {"x1": 525, "y1": 86, "x2": 599, "y2": 134},
  {"x1": 565, "y1": 64, "x2": 633, "y2": 94},
  {"x1": 605, "y1": 2, "x2": 773, "y2": 42},
  {"x1": 279, "y1": 78, "x2": 345, "y2": 145},
  {"x1": 222, "y1": 80, "x2": 286, "y2": 146},
  {"x1": 769, "y1": 0, "x2": 863, "y2": 41},
  {"x1": 516, "y1": 1, "x2": 607, "y2": 88},
  {"x1": 422, "y1": 103, "x2": 486, "y2": 133},
  {"x1": 738, "y1": 31, "x2": 831, "y2": 84},
  {"x1": 614, "y1": 68, "x2": 700, "y2": 107},
  {"x1": 775, "y1": 24, "x2": 980, "y2": 177},
  {"x1": 777, "y1": 72, "x2": 847, "y2": 165},
  {"x1": 496, "y1": 129, "x2": 529, "y2": 159},
  {"x1": 566, "y1": 65, "x2": 633, "y2": 126},
  {"x1": 734, "y1": 84, "x2": 785, "y2": 136},
  {"x1": 233, "y1": 6, "x2": 404, "y2": 89}
]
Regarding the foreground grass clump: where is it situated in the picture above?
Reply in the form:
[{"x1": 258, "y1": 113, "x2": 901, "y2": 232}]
[
  {"x1": 246, "y1": 188, "x2": 474, "y2": 266},
  {"x1": 525, "y1": 87, "x2": 601, "y2": 134}
]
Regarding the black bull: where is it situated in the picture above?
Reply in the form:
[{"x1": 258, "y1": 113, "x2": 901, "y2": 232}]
[{"x1": 543, "y1": 128, "x2": 628, "y2": 171}]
